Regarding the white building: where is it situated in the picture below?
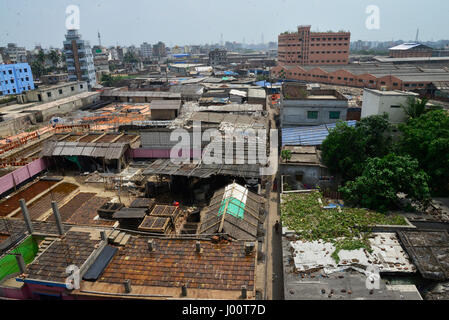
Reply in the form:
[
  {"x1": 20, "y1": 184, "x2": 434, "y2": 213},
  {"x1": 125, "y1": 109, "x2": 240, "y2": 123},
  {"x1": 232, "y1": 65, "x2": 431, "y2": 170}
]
[
  {"x1": 140, "y1": 42, "x2": 152, "y2": 58},
  {"x1": 361, "y1": 88, "x2": 419, "y2": 123},
  {"x1": 7, "y1": 43, "x2": 27, "y2": 64}
]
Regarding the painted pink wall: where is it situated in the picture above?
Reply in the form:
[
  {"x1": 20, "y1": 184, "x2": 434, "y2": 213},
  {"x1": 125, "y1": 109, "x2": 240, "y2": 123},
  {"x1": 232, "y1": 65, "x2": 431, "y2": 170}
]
[{"x1": 0, "y1": 158, "x2": 48, "y2": 196}]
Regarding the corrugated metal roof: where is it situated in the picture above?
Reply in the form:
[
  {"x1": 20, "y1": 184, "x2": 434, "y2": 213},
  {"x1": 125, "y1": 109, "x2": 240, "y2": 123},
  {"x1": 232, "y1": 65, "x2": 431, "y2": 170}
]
[
  {"x1": 282, "y1": 121, "x2": 357, "y2": 146},
  {"x1": 389, "y1": 43, "x2": 424, "y2": 51},
  {"x1": 142, "y1": 159, "x2": 261, "y2": 178},
  {"x1": 40, "y1": 141, "x2": 129, "y2": 160}
]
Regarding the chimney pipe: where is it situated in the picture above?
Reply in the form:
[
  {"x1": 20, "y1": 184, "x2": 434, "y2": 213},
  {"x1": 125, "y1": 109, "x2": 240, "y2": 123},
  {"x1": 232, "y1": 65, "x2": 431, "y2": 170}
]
[
  {"x1": 245, "y1": 242, "x2": 255, "y2": 256},
  {"x1": 51, "y1": 201, "x2": 64, "y2": 235},
  {"x1": 19, "y1": 199, "x2": 33, "y2": 234},
  {"x1": 181, "y1": 285, "x2": 187, "y2": 297},
  {"x1": 124, "y1": 279, "x2": 132, "y2": 293},
  {"x1": 241, "y1": 285, "x2": 247, "y2": 299},
  {"x1": 195, "y1": 241, "x2": 201, "y2": 253},
  {"x1": 148, "y1": 239, "x2": 155, "y2": 252},
  {"x1": 15, "y1": 254, "x2": 26, "y2": 274}
]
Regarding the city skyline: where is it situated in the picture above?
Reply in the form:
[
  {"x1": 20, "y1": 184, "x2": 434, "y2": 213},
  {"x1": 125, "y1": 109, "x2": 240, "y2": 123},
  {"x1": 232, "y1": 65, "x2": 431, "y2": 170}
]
[{"x1": 1, "y1": 0, "x2": 449, "y2": 49}]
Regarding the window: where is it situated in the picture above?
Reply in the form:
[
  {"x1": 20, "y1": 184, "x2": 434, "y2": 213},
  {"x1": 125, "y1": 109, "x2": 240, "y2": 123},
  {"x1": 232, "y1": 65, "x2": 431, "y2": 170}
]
[
  {"x1": 329, "y1": 111, "x2": 340, "y2": 119},
  {"x1": 391, "y1": 105, "x2": 401, "y2": 108},
  {"x1": 80, "y1": 84, "x2": 84, "y2": 89},
  {"x1": 8, "y1": 70, "x2": 12, "y2": 74},
  {"x1": 307, "y1": 111, "x2": 319, "y2": 119},
  {"x1": 47, "y1": 92, "x2": 52, "y2": 97},
  {"x1": 71, "y1": 86, "x2": 74, "y2": 91},
  {"x1": 59, "y1": 89, "x2": 63, "y2": 94},
  {"x1": 26, "y1": 77, "x2": 29, "y2": 81},
  {"x1": 24, "y1": 68, "x2": 27, "y2": 72}
]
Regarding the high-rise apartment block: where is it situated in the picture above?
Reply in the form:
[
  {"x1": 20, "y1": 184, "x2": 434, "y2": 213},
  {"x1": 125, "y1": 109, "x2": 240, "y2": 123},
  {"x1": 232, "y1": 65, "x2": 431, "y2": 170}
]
[
  {"x1": 278, "y1": 25, "x2": 350, "y2": 66},
  {"x1": 63, "y1": 29, "x2": 96, "y2": 88},
  {"x1": 153, "y1": 42, "x2": 166, "y2": 58},
  {"x1": 140, "y1": 42, "x2": 152, "y2": 58}
]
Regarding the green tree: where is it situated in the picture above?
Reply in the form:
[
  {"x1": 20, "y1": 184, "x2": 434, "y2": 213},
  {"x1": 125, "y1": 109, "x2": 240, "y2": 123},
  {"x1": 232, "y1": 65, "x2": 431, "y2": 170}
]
[
  {"x1": 123, "y1": 51, "x2": 138, "y2": 64},
  {"x1": 31, "y1": 61, "x2": 45, "y2": 78},
  {"x1": 340, "y1": 154, "x2": 431, "y2": 212},
  {"x1": 401, "y1": 96, "x2": 428, "y2": 120},
  {"x1": 101, "y1": 74, "x2": 113, "y2": 86},
  {"x1": 356, "y1": 114, "x2": 392, "y2": 157},
  {"x1": 47, "y1": 50, "x2": 60, "y2": 67},
  {"x1": 321, "y1": 114, "x2": 392, "y2": 181},
  {"x1": 398, "y1": 110, "x2": 449, "y2": 195},
  {"x1": 36, "y1": 49, "x2": 46, "y2": 64},
  {"x1": 281, "y1": 149, "x2": 292, "y2": 162}
]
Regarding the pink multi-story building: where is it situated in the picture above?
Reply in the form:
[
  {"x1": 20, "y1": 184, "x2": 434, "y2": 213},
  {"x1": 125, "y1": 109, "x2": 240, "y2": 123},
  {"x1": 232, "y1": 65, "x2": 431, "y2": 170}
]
[{"x1": 278, "y1": 25, "x2": 350, "y2": 66}]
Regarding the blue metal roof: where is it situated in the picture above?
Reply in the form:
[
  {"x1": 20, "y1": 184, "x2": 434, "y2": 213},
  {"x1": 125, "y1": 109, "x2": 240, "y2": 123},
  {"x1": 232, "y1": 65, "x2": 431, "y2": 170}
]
[{"x1": 282, "y1": 121, "x2": 357, "y2": 146}]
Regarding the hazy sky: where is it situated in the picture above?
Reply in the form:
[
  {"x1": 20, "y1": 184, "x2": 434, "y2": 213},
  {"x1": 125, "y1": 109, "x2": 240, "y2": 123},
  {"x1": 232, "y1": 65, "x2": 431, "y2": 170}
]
[{"x1": 1, "y1": 0, "x2": 448, "y2": 48}]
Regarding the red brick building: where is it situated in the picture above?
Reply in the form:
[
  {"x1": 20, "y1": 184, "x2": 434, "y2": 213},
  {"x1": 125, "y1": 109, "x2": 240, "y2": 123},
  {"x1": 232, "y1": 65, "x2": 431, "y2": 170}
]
[
  {"x1": 389, "y1": 43, "x2": 433, "y2": 58},
  {"x1": 270, "y1": 62, "x2": 449, "y2": 91},
  {"x1": 278, "y1": 25, "x2": 350, "y2": 66}
]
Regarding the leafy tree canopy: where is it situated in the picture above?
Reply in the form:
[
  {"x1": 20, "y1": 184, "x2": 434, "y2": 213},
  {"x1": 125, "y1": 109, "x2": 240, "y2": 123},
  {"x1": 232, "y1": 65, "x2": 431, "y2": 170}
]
[
  {"x1": 31, "y1": 61, "x2": 45, "y2": 78},
  {"x1": 398, "y1": 110, "x2": 449, "y2": 195},
  {"x1": 340, "y1": 154, "x2": 431, "y2": 212},
  {"x1": 321, "y1": 114, "x2": 392, "y2": 180},
  {"x1": 123, "y1": 51, "x2": 138, "y2": 64}
]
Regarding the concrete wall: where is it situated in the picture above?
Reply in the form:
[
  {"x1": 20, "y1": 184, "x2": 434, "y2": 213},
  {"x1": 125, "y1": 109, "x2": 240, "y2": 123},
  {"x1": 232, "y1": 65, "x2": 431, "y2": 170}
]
[
  {"x1": 22, "y1": 82, "x2": 87, "y2": 103},
  {"x1": 151, "y1": 109, "x2": 176, "y2": 120},
  {"x1": 282, "y1": 99, "x2": 348, "y2": 126},
  {"x1": 37, "y1": 92, "x2": 100, "y2": 122},
  {"x1": 0, "y1": 114, "x2": 36, "y2": 137},
  {"x1": 361, "y1": 89, "x2": 416, "y2": 123},
  {"x1": 281, "y1": 164, "x2": 324, "y2": 187}
]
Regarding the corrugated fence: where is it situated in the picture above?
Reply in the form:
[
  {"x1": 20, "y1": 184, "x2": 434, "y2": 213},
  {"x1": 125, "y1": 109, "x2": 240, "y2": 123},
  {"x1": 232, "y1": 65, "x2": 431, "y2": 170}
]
[{"x1": 0, "y1": 158, "x2": 48, "y2": 196}]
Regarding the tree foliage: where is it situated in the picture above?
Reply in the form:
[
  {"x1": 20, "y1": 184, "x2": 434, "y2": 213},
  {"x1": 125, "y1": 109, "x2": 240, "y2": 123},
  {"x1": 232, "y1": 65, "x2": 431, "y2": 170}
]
[
  {"x1": 123, "y1": 51, "x2": 138, "y2": 64},
  {"x1": 281, "y1": 149, "x2": 292, "y2": 162},
  {"x1": 321, "y1": 114, "x2": 392, "y2": 180},
  {"x1": 398, "y1": 110, "x2": 449, "y2": 195},
  {"x1": 47, "y1": 50, "x2": 60, "y2": 67},
  {"x1": 31, "y1": 61, "x2": 45, "y2": 78},
  {"x1": 401, "y1": 96, "x2": 428, "y2": 119},
  {"x1": 340, "y1": 154, "x2": 431, "y2": 212}
]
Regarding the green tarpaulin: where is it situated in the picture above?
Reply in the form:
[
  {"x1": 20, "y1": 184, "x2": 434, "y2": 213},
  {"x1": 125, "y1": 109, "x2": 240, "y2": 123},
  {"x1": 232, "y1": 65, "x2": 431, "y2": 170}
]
[
  {"x1": 0, "y1": 236, "x2": 38, "y2": 281},
  {"x1": 218, "y1": 197, "x2": 245, "y2": 219}
]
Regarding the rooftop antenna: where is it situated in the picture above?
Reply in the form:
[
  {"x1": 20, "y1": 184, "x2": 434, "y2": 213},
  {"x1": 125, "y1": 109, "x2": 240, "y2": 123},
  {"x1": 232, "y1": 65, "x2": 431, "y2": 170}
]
[
  {"x1": 220, "y1": 33, "x2": 224, "y2": 47},
  {"x1": 98, "y1": 30, "x2": 102, "y2": 47},
  {"x1": 261, "y1": 33, "x2": 264, "y2": 45},
  {"x1": 415, "y1": 28, "x2": 419, "y2": 43}
]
